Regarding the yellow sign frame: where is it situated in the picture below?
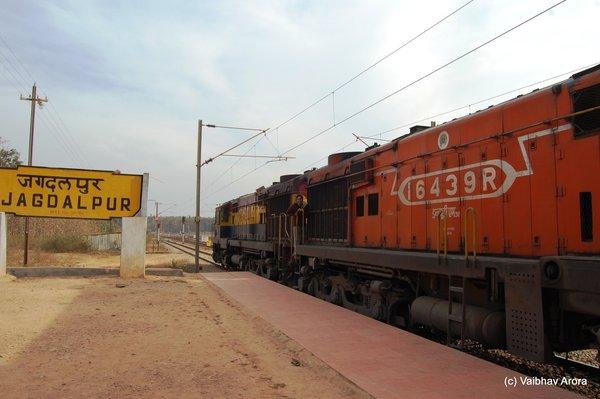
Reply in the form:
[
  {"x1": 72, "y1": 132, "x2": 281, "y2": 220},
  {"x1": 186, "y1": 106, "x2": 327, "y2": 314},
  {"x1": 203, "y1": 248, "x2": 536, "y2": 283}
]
[{"x1": 0, "y1": 165, "x2": 144, "y2": 220}]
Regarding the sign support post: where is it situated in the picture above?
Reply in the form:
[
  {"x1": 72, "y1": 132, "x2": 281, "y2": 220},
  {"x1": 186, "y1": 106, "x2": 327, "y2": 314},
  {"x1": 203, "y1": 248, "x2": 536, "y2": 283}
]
[
  {"x1": 120, "y1": 173, "x2": 148, "y2": 278},
  {"x1": 0, "y1": 212, "x2": 6, "y2": 277}
]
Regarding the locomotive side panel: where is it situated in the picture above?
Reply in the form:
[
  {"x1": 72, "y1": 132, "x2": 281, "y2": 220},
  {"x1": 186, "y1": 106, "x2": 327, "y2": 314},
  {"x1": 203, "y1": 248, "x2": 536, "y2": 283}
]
[
  {"x1": 458, "y1": 138, "x2": 484, "y2": 256},
  {"x1": 410, "y1": 160, "x2": 427, "y2": 250},
  {"x1": 440, "y1": 144, "x2": 463, "y2": 252},
  {"x1": 396, "y1": 162, "x2": 413, "y2": 250},
  {"x1": 424, "y1": 153, "x2": 445, "y2": 252},
  {"x1": 503, "y1": 90, "x2": 559, "y2": 257},
  {"x1": 379, "y1": 162, "x2": 398, "y2": 249},
  {"x1": 527, "y1": 121, "x2": 559, "y2": 257},
  {"x1": 457, "y1": 110, "x2": 504, "y2": 256},
  {"x1": 351, "y1": 187, "x2": 368, "y2": 246},
  {"x1": 557, "y1": 79, "x2": 600, "y2": 254},
  {"x1": 501, "y1": 113, "x2": 533, "y2": 256},
  {"x1": 480, "y1": 138, "x2": 505, "y2": 255}
]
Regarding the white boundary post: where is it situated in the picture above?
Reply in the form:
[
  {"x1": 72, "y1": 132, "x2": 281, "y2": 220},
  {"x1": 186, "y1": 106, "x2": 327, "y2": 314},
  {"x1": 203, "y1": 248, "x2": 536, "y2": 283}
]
[
  {"x1": 120, "y1": 173, "x2": 149, "y2": 278},
  {"x1": 0, "y1": 212, "x2": 6, "y2": 277}
]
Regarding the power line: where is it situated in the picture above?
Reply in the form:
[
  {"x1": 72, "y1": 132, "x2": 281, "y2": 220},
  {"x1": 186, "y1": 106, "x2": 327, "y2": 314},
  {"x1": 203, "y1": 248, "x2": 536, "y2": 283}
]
[
  {"x1": 280, "y1": 0, "x2": 566, "y2": 156},
  {"x1": 201, "y1": 1, "x2": 474, "y2": 192},
  {"x1": 304, "y1": 60, "x2": 597, "y2": 170},
  {"x1": 0, "y1": 34, "x2": 88, "y2": 167},
  {"x1": 331, "y1": 0, "x2": 476, "y2": 94},
  {"x1": 200, "y1": 126, "x2": 268, "y2": 166},
  {"x1": 44, "y1": 102, "x2": 89, "y2": 166},
  {"x1": 0, "y1": 51, "x2": 84, "y2": 166},
  {"x1": 203, "y1": 134, "x2": 265, "y2": 187},
  {"x1": 202, "y1": 1, "x2": 569, "y2": 200},
  {"x1": 265, "y1": 0, "x2": 476, "y2": 135},
  {"x1": 0, "y1": 55, "x2": 26, "y2": 93},
  {"x1": 0, "y1": 55, "x2": 83, "y2": 165},
  {"x1": 202, "y1": 133, "x2": 267, "y2": 191},
  {"x1": 0, "y1": 57, "x2": 84, "y2": 166},
  {"x1": 37, "y1": 112, "x2": 84, "y2": 164}
]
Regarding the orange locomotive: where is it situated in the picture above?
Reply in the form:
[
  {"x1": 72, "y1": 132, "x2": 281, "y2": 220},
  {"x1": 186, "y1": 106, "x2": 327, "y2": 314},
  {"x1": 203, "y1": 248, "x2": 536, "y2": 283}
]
[{"x1": 214, "y1": 64, "x2": 600, "y2": 362}]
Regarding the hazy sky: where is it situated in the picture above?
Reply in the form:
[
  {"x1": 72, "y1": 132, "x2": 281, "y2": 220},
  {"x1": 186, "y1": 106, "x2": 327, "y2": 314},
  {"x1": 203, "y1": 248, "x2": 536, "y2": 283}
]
[{"x1": 0, "y1": 0, "x2": 598, "y2": 216}]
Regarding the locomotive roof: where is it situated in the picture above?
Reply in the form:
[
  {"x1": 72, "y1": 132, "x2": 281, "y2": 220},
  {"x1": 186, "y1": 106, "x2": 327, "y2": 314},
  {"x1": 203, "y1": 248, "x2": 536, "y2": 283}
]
[
  {"x1": 306, "y1": 64, "x2": 600, "y2": 184},
  {"x1": 216, "y1": 173, "x2": 306, "y2": 209},
  {"x1": 217, "y1": 63, "x2": 599, "y2": 203}
]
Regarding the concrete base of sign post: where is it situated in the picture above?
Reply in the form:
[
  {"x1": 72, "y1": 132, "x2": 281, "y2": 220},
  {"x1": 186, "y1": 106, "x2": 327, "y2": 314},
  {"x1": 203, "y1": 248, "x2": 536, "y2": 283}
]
[
  {"x1": 120, "y1": 217, "x2": 147, "y2": 278},
  {"x1": 0, "y1": 212, "x2": 6, "y2": 277}
]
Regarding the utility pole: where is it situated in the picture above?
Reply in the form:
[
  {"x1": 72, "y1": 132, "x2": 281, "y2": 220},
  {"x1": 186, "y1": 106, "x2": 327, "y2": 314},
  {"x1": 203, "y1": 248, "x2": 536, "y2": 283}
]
[
  {"x1": 155, "y1": 201, "x2": 160, "y2": 248},
  {"x1": 19, "y1": 83, "x2": 47, "y2": 265},
  {"x1": 193, "y1": 120, "x2": 268, "y2": 272},
  {"x1": 195, "y1": 120, "x2": 202, "y2": 273},
  {"x1": 181, "y1": 216, "x2": 186, "y2": 244}
]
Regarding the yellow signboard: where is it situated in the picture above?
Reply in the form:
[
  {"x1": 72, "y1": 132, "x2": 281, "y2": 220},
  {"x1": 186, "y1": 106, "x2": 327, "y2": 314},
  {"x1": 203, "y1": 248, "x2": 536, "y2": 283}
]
[{"x1": 0, "y1": 166, "x2": 143, "y2": 219}]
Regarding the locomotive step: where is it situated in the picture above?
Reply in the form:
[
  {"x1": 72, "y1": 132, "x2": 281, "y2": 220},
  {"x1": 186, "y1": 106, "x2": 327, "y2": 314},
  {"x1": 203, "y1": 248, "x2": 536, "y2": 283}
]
[{"x1": 448, "y1": 314, "x2": 464, "y2": 323}]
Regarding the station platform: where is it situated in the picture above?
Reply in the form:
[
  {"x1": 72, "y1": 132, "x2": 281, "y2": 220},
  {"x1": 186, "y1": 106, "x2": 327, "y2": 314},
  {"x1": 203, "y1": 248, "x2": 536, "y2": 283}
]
[{"x1": 205, "y1": 272, "x2": 580, "y2": 399}]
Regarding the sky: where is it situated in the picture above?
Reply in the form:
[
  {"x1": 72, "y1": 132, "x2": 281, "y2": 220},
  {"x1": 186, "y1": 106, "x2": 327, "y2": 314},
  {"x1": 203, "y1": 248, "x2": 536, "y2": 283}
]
[{"x1": 0, "y1": 0, "x2": 598, "y2": 217}]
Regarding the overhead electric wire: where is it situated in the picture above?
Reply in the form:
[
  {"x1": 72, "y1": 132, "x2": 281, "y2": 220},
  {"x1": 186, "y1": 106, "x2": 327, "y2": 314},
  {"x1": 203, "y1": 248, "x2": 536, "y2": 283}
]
[
  {"x1": 201, "y1": 128, "x2": 268, "y2": 166},
  {"x1": 201, "y1": 0, "x2": 475, "y2": 193},
  {"x1": 304, "y1": 60, "x2": 597, "y2": 170},
  {"x1": 0, "y1": 55, "x2": 83, "y2": 166},
  {"x1": 266, "y1": 0, "x2": 477, "y2": 134},
  {"x1": 279, "y1": 0, "x2": 566, "y2": 156},
  {"x1": 0, "y1": 47, "x2": 84, "y2": 166},
  {"x1": 202, "y1": 0, "x2": 567, "y2": 201},
  {"x1": 203, "y1": 128, "x2": 280, "y2": 192}
]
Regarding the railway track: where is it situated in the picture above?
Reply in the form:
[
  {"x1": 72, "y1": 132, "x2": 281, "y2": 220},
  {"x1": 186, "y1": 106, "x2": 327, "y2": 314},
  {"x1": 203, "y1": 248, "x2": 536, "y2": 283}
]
[
  {"x1": 554, "y1": 353, "x2": 600, "y2": 375},
  {"x1": 163, "y1": 239, "x2": 219, "y2": 266}
]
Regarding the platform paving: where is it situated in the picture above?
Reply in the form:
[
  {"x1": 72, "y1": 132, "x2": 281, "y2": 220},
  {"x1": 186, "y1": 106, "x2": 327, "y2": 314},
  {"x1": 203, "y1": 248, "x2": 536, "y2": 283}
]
[{"x1": 205, "y1": 272, "x2": 581, "y2": 399}]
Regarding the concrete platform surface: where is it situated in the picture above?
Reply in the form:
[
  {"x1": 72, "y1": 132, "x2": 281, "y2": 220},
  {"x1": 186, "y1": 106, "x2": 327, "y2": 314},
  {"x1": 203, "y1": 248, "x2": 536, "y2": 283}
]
[
  {"x1": 205, "y1": 272, "x2": 581, "y2": 399},
  {"x1": 8, "y1": 266, "x2": 183, "y2": 278}
]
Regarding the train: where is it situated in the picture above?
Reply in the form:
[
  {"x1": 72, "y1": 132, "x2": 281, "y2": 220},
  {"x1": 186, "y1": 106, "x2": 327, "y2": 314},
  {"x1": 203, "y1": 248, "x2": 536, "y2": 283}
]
[{"x1": 212, "y1": 64, "x2": 600, "y2": 363}]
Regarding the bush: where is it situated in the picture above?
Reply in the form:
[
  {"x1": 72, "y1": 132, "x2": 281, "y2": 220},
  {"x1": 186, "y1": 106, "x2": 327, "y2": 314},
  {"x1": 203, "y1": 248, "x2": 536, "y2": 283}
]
[
  {"x1": 170, "y1": 258, "x2": 189, "y2": 270},
  {"x1": 40, "y1": 235, "x2": 91, "y2": 253}
]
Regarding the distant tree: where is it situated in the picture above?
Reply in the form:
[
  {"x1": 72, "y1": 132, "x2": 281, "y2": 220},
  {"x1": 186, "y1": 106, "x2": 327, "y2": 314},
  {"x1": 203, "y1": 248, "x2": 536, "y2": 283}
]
[{"x1": 0, "y1": 138, "x2": 22, "y2": 167}]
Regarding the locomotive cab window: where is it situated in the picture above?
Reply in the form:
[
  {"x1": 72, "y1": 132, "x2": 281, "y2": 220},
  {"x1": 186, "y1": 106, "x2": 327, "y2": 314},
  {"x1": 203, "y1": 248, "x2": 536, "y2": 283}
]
[
  {"x1": 368, "y1": 193, "x2": 379, "y2": 216},
  {"x1": 572, "y1": 83, "x2": 600, "y2": 137},
  {"x1": 355, "y1": 196, "x2": 365, "y2": 217}
]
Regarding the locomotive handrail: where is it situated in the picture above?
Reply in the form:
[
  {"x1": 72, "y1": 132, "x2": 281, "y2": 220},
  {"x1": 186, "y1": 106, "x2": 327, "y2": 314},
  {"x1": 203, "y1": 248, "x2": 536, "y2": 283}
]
[
  {"x1": 272, "y1": 213, "x2": 280, "y2": 261},
  {"x1": 464, "y1": 207, "x2": 477, "y2": 260},
  {"x1": 279, "y1": 212, "x2": 290, "y2": 240},
  {"x1": 436, "y1": 211, "x2": 448, "y2": 257},
  {"x1": 296, "y1": 208, "x2": 305, "y2": 245}
]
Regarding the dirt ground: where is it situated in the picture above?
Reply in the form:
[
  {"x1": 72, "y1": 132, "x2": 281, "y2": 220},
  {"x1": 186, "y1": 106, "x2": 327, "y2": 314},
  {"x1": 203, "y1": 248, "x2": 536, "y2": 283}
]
[{"x1": 0, "y1": 276, "x2": 372, "y2": 399}]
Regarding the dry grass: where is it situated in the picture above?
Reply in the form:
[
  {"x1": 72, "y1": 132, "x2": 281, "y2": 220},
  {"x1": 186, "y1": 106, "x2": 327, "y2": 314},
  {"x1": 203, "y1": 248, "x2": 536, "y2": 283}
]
[{"x1": 6, "y1": 214, "x2": 112, "y2": 264}]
